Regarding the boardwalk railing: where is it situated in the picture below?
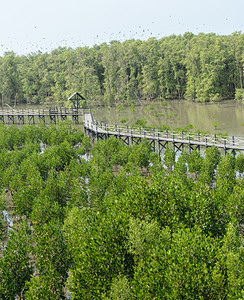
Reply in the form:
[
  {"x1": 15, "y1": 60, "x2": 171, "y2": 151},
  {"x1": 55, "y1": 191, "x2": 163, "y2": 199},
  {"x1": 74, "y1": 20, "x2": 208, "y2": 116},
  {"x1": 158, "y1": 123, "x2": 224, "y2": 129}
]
[
  {"x1": 83, "y1": 111, "x2": 244, "y2": 154},
  {"x1": 0, "y1": 107, "x2": 83, "y2": 124}
]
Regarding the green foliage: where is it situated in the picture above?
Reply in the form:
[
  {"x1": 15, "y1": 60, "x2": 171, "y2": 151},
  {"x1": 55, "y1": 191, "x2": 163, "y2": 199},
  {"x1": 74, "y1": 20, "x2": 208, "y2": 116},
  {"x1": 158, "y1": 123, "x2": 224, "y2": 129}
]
[
  {"x1": 120, "y1": 117, "x2": 128, "y2": 124},
  {"x1": 107, "y1": 275, "x2": 132, "y2": 300},
  {"x1": 117, "y1": 104, "x2": 125, "y2": 111},
  {"x1": 130, "y1": 104, "x2": 135, "y2": 111},
  {"x1": 173, "y1": 152, "x2": 188, "y2": 178},
  {"x1": 216, "y1": 153, "x2": 236, "y2": 194},
  {"x1": 128, "y1": 217, "x2": 169, "y2": 261},
  {"x1": 0, "y1": 123, "x2": 244, "y2": 299},
  {"x1": 1, "y1": 33, "x2": 244, "y2": 105},
  {"x1": 131, "y1": 226, "x2": 220, "y2": 299},
  {"x1": 158, "y1": 123, "x2": 171, "y2": 131},
  {"x1": 30, "y1": 195, "x2": 64, "y2": 225},
  {"x1": 37, "y1": 140, "x2": 77, "y2": 180},
  {"x1": 148, "y1": 152, "x2": 164, "y2": 175},
  {"x1": 187, "y1": 150, "x2": 203, "y2": 180},
  {"x1": 199, "y1": 146, "x2": 221, "y2": 185},
  {"x1": 235, "y1": 153, "x2": 244, "y2": 174},
  {"x1": 214, "y1": 223, "x2": 244, "y2": 299},
  {"x1": 25, "y1": 268, "x2": 64, "y2": 300},
  {"x1": 10, "y1": 158, "x2": 43, "y2": 217},
  {"x1": 63, "y1": 207, "x2": 132, "y2": 299},
  {"x1": 32, "y1": 221, "x2": 70, "y2": 284},
  {"x1": 0, "y1": 222, "x2": 33, "y2": 299},
  {"x1": 235, "y1": 88, "x2": 244, "y2": 103},
  {"x1": 128, "y1": 140, "x2": 152, "y2": 168},
  {"x1": 132, "y1": 118, "x2": 147, "y2": 128}
]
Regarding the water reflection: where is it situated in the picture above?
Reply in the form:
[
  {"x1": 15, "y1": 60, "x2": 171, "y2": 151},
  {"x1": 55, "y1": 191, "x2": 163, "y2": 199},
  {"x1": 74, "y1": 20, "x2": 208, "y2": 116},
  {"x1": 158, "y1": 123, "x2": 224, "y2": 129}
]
[{"x1": 91, "y1": 100, "x2": 244, "y2": 137}]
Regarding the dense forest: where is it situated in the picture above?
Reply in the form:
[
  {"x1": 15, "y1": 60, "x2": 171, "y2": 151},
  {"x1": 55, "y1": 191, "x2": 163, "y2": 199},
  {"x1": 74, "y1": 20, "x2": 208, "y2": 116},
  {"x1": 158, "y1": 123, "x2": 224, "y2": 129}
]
[
  {"x1": 0, "y1": 122, "x2": 243, "y2": 299},
  {"x1": 1, "y1": 32, "x2": 244, "y2": 106}
]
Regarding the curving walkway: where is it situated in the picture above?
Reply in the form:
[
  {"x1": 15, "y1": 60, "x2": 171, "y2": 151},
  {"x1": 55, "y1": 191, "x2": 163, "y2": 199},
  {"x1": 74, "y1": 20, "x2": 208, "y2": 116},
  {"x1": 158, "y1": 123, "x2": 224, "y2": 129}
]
[{"x1": 83, "y1": 109, "x2": 244, "y2": 154}]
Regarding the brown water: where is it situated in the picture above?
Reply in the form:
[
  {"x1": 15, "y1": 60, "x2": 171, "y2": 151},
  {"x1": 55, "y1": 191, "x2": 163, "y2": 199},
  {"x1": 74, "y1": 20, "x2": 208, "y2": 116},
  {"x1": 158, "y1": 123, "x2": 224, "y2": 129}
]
[
  {"x1": 6, "y1": 100, "x2": 244, "y2": 137},
  {"x1": 91, "y1": 100, "x2": 244, "y2": 137}
]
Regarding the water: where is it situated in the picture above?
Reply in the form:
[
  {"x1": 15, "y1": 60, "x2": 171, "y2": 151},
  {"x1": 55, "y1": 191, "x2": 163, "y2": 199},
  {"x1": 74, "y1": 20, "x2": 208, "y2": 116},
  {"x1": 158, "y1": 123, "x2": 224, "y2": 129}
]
[
  {"x1": 0, "y1": 210, "x2": 14, "y2": 255},
  {"x1": 2, "y1": 210, "x2": 13, "y2": 232},
  {"x1": 91, "y1": 100, "x2": 244, "y2": 137},
  {"x1": 8, "y1": 100, "x2": 244, "y2": 137}
]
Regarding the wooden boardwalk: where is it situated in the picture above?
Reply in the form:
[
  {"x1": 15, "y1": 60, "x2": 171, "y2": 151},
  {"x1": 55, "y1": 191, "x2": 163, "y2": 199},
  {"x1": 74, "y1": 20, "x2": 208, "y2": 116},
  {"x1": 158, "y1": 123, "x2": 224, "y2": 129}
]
[
  {"x1": 83, "y1": 110, "x2": 244, "y2": 155},
  {"x1": 0, "y1": 107, "x2": 83, "y2": 124}
]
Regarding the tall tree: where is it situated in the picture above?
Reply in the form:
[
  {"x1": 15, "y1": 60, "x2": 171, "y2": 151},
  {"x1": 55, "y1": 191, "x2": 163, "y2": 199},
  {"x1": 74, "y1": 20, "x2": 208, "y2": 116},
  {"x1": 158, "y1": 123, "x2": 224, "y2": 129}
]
[{"x1": 0, "y1": 52, "x2": 21, "y2": 106}]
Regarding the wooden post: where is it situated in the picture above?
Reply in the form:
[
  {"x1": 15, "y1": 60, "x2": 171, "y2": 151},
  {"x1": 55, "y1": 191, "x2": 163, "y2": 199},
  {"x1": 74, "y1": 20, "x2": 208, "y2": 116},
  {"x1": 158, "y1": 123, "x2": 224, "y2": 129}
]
[
  {"x1": 106, "y1": 123, "x2": 108, "y2": 140},
  {"x1": 181, "y1": 131, "x2": 184, "y2": 151},
  {"x1": 157, "y1": 131, "x2": 160, "y2": 154},
  {"x1": 188, "y1": 134, "x2": 191, "y2": 154}
]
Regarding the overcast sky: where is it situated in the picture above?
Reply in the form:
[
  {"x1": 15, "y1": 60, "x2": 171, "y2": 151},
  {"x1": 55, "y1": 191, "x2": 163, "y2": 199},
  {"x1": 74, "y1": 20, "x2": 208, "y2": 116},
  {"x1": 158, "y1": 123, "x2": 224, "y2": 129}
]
[{"x1": 0, "y1": 0, "x2": 243, "y2": 56}]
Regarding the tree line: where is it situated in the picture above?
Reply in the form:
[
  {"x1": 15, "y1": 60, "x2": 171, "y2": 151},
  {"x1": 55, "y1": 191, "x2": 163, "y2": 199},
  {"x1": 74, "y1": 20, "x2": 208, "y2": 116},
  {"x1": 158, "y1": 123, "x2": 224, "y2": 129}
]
[
  {"x1": 0, "y1": 123, "x2": 243, "y2": 298},
  {"x1": 1, "y1": 31, "x2": 244, "y2": 106}
]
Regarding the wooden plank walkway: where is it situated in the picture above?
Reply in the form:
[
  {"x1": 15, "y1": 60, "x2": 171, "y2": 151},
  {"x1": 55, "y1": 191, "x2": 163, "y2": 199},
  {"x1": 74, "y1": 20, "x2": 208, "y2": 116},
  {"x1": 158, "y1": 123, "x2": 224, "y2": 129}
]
[
  {"x1": 0, "y1": 107, "x2": 83, "y2": 124},
  {"x1": 83, "y1": 110, "x2": 244, "y2": 154}
]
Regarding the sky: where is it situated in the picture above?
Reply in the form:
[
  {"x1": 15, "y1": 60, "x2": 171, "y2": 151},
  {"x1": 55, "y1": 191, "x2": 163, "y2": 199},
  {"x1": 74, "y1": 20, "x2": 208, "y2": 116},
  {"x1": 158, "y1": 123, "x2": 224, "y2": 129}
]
[{"x1": 0, "y1": 0, "x2": 243, "y2": 56}]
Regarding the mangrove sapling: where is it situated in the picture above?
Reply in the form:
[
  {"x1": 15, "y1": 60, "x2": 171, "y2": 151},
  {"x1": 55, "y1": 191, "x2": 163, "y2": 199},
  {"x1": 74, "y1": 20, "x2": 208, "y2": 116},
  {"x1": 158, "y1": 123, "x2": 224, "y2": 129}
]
[
  {"x1": 0, "y1": 222, "x2": 33, "y2": 300},
  {"x1": 187, "y1": 150, "x2": 203, "y2": 181},
  {"x1": 198, "y1": 146, "x2": 221, "y2": 186},
  {"x1": 235, "y1": 153, "x2": 244, "y2": 176}
]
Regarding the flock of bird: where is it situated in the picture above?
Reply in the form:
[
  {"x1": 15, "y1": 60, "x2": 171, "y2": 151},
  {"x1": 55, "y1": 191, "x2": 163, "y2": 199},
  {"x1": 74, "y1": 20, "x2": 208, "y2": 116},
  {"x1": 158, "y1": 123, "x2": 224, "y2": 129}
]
[{"x1": 0, "y1": 17, "x2": 242, "y2": 57}]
